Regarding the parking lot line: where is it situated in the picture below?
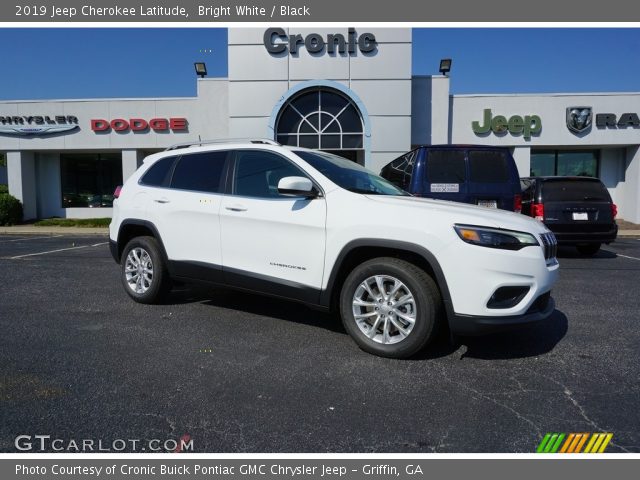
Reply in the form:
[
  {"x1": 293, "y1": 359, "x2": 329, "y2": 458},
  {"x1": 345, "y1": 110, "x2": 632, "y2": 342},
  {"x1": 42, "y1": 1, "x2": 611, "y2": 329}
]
[
  {"x1": 8, "y1": 242, "x2": 108, "y2": 259},
  {"x1": 0, "y1": 235, "x2": 64, "y2": 243},
  {"x1": 616, "y1": 253, "x2": 640, "y2": 261}
]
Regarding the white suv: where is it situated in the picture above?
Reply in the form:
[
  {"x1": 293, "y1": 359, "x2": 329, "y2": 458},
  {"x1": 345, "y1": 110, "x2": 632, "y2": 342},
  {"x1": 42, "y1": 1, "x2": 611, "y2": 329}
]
[{"x1": 109, "y1": 140, "x2": 559, "y2": 358}]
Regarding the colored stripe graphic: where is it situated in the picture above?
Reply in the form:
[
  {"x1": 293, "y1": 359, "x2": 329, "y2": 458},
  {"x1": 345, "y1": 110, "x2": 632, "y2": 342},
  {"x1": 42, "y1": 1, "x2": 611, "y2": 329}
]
[
  {"x1": 537, "y1": 433, "x2": 612, "y2": 453},
  {"x1": 559, "y1": 433, "x2": 575, "y2": 453}
]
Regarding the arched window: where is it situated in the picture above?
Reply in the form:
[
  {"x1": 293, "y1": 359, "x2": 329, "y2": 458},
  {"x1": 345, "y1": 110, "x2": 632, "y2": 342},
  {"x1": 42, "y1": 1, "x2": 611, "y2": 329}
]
[{"x1": 275, "y1": 88, "x2": 364, "y2": 151}]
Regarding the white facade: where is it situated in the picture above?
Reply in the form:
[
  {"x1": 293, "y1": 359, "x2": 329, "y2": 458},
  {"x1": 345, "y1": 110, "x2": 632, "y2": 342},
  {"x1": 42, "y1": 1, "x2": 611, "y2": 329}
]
[
  {"x1": 1, "y1": 27, "x2": 639, "y2": 223},
  {"x1": 449, "y1": 93, "x2": 640, "y2": 222},
  {"x1": 0, "y1": 79, "x2": 229, "y2": 219},
  {"x1": 227, "y1": 28, "x2": 412, "y2": 172}
]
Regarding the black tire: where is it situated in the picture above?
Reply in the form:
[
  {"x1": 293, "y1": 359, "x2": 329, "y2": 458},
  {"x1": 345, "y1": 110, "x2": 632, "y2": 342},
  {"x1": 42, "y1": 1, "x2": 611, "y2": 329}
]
[
  {"x1": 120, "y1": 236, "x2": 172, "y2": 304},
  {"x1": 339, "y1": 257, "x2": 442, "y2": 358},
  {"x1": 576, "y1": 243, "x2": 601, "y2": 256}
]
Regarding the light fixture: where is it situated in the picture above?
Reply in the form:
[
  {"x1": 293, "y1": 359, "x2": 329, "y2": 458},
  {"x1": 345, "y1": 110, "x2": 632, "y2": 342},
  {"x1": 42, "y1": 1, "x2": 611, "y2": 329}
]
[
  {"x1": 194, "y1": 62, "x2": 207, "y2": 78},
  {"x1": 439, "y1": 58, "x2": 452, "y2": 76}
]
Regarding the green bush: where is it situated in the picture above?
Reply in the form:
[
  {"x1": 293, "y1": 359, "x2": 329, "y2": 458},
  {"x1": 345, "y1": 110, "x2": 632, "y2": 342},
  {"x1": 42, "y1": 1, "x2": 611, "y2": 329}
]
[
  {"x1": 0, "y1": 184, "x2": 8, "y2": 194},
  {"x1": 34, "y1": 217, "x2": 111, "y2": 228},
  {"x1": 0, "y1": 193, "x2": 23, "y2": 226}
]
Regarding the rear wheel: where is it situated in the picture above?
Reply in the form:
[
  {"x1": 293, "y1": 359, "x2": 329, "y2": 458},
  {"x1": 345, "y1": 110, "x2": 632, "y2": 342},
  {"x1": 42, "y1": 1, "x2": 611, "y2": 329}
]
[
  {"x1": 339, "y1": 257, "x2": 442, "y2": 358},
  {"x1": 576, "y1": 243, "x2": 601, "y2": 256},
  {"x1": 121, "y1": 236, "x2": 171, "y2": 304}
]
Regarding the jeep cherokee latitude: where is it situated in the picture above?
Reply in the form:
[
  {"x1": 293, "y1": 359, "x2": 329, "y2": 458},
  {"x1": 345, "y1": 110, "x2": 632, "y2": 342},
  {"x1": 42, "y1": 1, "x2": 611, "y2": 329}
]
[{"x1": 109, "y1": 140, "x2": 559, "y2": 358}]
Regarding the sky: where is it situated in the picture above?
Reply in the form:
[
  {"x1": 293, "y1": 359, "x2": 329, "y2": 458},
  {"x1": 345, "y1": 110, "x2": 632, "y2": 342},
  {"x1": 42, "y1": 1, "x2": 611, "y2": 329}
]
[{"x1": 0, "y1": 28, "x2": 638, "y2": 100}]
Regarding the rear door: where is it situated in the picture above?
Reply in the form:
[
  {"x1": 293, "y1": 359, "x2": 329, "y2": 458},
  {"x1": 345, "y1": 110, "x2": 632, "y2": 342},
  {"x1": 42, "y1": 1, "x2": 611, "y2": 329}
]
[
  {"x1": 420, "y1": 149, "x2": 468, "y2": 203},
  {"x1": 467, "y1": 149, "x2": 518, "y2": 210},
  {"x1": 541, "y1": 179, "x2": 614, "y2": 233},
  {"x1": 146, "y1": 150, "x2": 228, "y2": 280}
]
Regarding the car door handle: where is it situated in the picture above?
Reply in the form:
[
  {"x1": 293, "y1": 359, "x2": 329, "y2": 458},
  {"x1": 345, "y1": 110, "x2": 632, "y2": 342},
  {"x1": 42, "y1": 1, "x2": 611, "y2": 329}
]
[
  {"x1": 154, "y1": 198, "x2": 170, "y2": 204},
  {"x1": 225, "y1": 205, "x2": 247, "y2": 212}
]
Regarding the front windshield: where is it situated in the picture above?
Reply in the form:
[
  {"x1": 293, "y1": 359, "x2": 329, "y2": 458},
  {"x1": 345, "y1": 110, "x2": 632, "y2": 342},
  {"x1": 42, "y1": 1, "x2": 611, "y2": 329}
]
[{"x1": 293, "y1": 150, "x2": 409, "y2": 196}]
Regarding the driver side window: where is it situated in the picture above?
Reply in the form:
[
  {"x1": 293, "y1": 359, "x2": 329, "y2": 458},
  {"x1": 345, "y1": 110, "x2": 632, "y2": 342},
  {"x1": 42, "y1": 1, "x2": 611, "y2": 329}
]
[{"x1": 233, "y1": 150, "x2": 308, "y2": 198}]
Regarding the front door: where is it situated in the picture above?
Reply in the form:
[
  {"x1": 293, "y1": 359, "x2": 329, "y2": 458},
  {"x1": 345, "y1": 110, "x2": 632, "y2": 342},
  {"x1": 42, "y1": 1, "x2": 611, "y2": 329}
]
[{"x1": 220, "y1": 150, "x2": 327, "y2": 303}]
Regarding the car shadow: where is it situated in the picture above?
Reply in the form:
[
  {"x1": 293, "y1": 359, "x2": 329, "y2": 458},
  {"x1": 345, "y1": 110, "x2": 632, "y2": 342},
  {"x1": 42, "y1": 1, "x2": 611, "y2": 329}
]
[
  {"x1": 164, "y1": 285, "x2": 568, "y2": 360},
  {"x1": 557, "y1": 246, "x2": 617, "y2": 259},
  {"x1": 165, "y1": 284, "x2": 346, "y2": 334},
  {"x1": 455, "y1": 309, "x2": 569, "y2": 360}
]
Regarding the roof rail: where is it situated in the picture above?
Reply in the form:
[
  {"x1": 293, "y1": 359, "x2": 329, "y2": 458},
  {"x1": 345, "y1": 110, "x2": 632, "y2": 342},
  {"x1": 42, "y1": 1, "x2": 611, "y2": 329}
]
[{"x1": 164, "y1": 138, "x2": 280, "y2": 151}]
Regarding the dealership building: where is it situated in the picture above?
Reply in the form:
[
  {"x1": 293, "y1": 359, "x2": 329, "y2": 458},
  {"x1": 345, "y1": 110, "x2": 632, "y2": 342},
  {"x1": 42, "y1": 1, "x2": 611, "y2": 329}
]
[{"x1": 1, "y1": 28, "x2": 639, "y2": 223}]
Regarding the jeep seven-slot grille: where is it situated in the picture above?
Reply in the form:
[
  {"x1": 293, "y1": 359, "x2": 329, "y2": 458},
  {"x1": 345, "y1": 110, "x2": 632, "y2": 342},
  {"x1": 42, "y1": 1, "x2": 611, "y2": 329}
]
[{"x1": 540, "y1": 232, "x2": 558, "y2": 261}]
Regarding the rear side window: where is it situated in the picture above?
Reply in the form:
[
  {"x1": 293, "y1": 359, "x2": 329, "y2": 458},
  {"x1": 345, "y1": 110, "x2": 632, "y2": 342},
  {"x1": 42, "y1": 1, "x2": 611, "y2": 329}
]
[
  {"x1": 426, "y1": 150, "x2": 466, "y2": 183},
  {"x1": 381, "y1": 150, "x2": 416, "y2": 190},
  {"x1": 542, "y1": 180, "x2": 611, "y2": 202},
  {"x1": 468, "y1": 150, "x2": 511, "y2": 183},
  {"x1": 140, "y1": 156, "x2": 177, "y2": 187},
  {"x1": 171, "y1": 151, "x2": 227, "y2": 193}
]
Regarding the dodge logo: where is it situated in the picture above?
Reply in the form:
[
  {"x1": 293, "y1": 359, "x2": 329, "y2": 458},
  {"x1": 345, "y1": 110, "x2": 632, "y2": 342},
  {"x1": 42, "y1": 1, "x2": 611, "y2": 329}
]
[{"x1": 566, "y1": 107, "x2": 593, "y2": 134}]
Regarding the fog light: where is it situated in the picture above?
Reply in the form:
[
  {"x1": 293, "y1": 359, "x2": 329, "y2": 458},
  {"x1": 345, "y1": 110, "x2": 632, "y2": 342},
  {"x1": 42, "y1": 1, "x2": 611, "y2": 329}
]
[{"x1": 487, "y1": 286, "x2": 530, "y2": 309}]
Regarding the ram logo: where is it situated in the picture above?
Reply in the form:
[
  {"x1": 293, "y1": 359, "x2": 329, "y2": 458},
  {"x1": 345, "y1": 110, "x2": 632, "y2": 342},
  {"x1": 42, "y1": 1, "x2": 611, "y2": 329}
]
[{"x1": 566, "y1": 106, "x2": 593, "y2": 134}]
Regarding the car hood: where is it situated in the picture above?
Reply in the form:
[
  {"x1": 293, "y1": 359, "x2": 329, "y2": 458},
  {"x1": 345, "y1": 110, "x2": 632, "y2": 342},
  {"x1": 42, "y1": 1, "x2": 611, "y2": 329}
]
[{"x1": 365, "y1": 195, "x2": 549, "y2": 234}]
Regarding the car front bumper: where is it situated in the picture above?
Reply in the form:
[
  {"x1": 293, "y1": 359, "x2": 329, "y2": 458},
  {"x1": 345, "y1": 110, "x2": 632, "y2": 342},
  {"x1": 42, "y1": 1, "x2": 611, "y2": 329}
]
[{"x1": 449, "y1": 292, "x2": 555, "y2": 335}]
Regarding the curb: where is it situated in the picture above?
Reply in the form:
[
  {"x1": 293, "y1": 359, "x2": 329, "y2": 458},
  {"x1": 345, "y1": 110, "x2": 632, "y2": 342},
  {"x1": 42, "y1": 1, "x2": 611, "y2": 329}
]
[{"x1": 0, "y1": 227, "x2": 108, "y2": 235}]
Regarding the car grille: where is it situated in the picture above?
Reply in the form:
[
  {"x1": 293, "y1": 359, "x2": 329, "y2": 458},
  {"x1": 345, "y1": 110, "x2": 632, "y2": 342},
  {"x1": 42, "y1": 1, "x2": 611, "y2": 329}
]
[{"x1": 540, "y1": 232, "x2": 558, "y2": 261}]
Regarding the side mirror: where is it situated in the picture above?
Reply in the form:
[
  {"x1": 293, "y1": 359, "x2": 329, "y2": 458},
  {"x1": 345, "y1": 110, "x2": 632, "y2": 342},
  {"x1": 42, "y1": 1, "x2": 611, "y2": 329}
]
[{"x1": 277, "y1": 176, "x2": 318, "y2": 198}]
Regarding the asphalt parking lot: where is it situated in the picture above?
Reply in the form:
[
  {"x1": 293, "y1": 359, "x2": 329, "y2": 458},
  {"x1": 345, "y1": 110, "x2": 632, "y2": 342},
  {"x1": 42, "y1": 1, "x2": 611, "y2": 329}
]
[{"x1": 0, "y1": 234, "x2": 638, "y2": 453}]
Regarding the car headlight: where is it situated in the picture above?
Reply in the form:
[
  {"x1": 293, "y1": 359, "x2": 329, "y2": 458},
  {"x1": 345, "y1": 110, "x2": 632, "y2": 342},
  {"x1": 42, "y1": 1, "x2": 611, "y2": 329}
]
[{"x1": 454, "y1": 224, "x2": 539, "y2": 250}]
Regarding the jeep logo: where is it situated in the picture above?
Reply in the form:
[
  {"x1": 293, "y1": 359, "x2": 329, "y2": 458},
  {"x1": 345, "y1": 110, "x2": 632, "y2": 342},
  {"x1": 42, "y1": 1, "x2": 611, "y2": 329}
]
[
  {"x1": 472, "y1": 109, "x2": 542, "y2": 140},
  {"x1": 263, "y1": 28, "x2": 377, "y2": 55}
]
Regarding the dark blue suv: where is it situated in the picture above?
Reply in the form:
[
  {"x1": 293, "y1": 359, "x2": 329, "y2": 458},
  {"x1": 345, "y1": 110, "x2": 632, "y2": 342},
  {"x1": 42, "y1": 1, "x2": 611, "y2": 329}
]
[{"x1": 380, "y1": 145, "x2": 522, "y2": 212}]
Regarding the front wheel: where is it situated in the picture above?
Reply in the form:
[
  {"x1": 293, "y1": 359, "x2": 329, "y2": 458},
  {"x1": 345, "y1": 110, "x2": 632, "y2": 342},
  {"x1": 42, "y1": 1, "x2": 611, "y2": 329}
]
[
  {"x1": 339, "y1": 257, "x2": 442, "y2": 358},
  {"x1": 121, "y1": 236, "x2": 171, "y2": 304}
]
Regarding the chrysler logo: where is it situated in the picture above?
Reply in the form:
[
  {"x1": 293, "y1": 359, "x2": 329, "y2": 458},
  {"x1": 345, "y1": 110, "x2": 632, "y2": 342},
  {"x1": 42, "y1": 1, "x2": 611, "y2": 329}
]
[
  {"x1": 566, "y1": 107, "x2": 593, "y2": 134},
  {"x1": 0, "y1": 115, "x2": 79, "y2": 136}
]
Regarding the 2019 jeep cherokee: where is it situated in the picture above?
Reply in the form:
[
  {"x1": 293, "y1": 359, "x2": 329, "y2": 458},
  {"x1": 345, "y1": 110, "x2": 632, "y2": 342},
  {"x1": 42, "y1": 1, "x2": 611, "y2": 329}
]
[{"x1": 109, "y1": 140, "x2": 559, "y2": 358}]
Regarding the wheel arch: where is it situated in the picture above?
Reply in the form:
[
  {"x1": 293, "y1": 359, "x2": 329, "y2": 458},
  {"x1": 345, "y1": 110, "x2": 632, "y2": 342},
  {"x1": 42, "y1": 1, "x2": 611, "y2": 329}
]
[
  {"x1": 321, "y1": 239, "x2": 455, "y2": 326},
  {"x1": 116, "y1": 220, "x2": 169, "y2": 268}
]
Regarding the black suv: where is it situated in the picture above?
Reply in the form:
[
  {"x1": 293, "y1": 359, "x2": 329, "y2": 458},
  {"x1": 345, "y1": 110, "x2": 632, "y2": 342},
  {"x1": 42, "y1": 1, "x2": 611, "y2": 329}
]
[{"x1": 520, "y1": 176, "x2": 618, "y2": 255}]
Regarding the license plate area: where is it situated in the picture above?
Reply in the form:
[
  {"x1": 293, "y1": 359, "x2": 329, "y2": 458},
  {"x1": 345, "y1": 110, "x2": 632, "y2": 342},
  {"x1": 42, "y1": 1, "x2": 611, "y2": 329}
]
[
  {"x1": 572, "y1": 212, "x2": 589, "y2": 221},
  {"x1": 477, "y1": 200, "x2": 498, "y2": 209}
]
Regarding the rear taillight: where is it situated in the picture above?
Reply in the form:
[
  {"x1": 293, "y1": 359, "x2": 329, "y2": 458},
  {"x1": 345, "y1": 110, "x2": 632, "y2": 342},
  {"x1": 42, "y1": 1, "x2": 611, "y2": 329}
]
[
  {"x1": 611, "y1": 203, "x2": 618, "y2": 219},
  {"x1": 113, "y1": 185, "x2": 122, "y2": 199},
  {"x1": 532, "y1": 203, "x2": 544, "y2": 221},
  {"x1": 514, "y1": 194, "x2": 522, "y2": 213}
]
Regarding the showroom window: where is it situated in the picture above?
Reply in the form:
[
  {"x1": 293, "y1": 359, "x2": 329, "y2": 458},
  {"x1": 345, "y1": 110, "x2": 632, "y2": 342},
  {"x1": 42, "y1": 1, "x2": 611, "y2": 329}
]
[
  {"x1": 61, "y1": 154, "x2": 122, "y2": 208},
  {"x1": 530, "y1": 150, "x2": 599, "y2": 177},
  {"x1": 275, "y1": 88, "x2": 364, "y2": 153}
]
